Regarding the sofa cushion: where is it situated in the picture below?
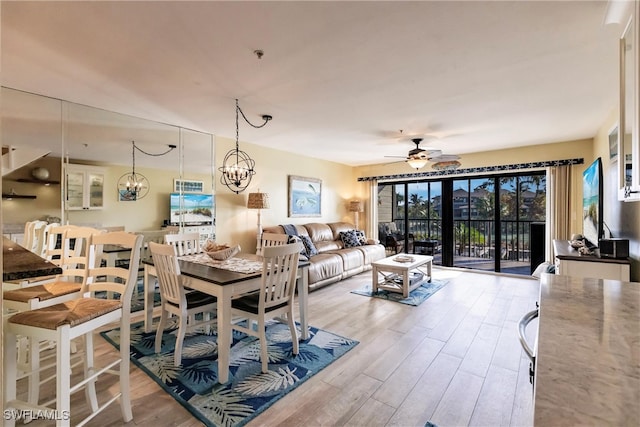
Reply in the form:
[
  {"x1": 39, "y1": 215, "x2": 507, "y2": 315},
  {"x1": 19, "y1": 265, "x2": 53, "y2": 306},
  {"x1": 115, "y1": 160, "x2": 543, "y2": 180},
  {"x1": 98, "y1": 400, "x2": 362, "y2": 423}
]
[
  {"x1": 355, "y1": 230, "x2": 367, "y2": 245},
  {"x1": 307, "y1": 253, "x2": 344, "y2": 284},
  {"x1": 339, "y1": 230, "x2": 362, "y2": 248},
  {"x1": 299, "y1": 235, "x2": 319, "y2": 257}
]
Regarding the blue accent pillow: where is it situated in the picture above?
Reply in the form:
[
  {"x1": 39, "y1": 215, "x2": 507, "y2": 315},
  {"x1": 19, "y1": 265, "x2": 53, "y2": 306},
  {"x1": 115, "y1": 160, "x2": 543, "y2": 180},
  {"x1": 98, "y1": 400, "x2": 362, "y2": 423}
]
[
  {"x1": 287, "y1": 235, "x2": 309, "y2": 260},
  {"x1": 355, "y1": 230, "x2": 367, "y2": 245},
  {"x1": 340, "y1": 230, "x2": 362, "y2": 248},
  {"x1": 299, "y1": 235, "x2": 319, "y2": 257}
]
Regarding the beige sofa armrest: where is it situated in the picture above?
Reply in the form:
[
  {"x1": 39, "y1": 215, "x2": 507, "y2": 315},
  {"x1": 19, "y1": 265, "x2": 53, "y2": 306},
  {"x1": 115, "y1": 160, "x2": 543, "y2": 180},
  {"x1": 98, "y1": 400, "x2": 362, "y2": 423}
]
[{"x1": 366, "y1": 238, "x2": 380, "y2": 245}]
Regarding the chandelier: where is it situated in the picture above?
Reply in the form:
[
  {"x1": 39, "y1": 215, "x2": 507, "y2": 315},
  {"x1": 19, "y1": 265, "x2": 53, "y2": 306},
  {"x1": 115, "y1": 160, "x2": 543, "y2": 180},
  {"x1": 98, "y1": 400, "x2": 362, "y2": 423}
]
[
  {"x1": 117, "y1": 141, "x2": 175, "y2": 200},
  {"x1": 219, "y1": 99, "x2": 272, "y2": 193}
]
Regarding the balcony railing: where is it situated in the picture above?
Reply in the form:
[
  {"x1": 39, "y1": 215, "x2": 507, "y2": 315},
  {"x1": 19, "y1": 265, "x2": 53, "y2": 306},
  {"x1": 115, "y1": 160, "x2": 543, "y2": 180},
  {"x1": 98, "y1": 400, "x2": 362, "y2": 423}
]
[{"x1": 390, "y1": 218, "x2": 537, "y2": 263}]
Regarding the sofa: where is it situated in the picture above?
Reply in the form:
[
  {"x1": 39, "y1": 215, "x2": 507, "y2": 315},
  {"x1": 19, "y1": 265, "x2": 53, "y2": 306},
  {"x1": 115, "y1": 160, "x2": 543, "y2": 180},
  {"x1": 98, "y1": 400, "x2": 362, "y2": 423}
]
[{"x1": 262, "y1": 222, "x2": 386, "y2": 291}]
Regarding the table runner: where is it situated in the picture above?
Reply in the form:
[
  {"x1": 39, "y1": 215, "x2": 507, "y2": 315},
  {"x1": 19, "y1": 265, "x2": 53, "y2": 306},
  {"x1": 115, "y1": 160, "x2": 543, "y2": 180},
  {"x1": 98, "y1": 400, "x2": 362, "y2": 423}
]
[{"x1": 179, "y1": 253, "x2": 263, "y2": 274}]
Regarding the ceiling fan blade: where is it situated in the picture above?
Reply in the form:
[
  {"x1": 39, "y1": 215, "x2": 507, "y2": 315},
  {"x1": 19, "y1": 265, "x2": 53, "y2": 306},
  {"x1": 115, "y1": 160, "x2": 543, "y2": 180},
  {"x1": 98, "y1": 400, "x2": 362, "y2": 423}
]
[
  {"x1": 384, "y1": 155, "x2": 408, "y2": 159},
  {"x1": 430, "y1": 154, "x2": 461, "y2": 162}
]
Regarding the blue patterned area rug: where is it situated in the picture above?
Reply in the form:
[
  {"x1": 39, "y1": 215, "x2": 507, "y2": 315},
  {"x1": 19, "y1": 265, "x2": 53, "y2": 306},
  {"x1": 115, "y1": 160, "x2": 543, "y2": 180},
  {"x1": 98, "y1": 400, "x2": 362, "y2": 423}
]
[
  {"x1": 100, "y1": 320, "x2": 358, "y2": 427},
  {"x1": 350, "y1": 278, "x2": 448, "y2": 306}
]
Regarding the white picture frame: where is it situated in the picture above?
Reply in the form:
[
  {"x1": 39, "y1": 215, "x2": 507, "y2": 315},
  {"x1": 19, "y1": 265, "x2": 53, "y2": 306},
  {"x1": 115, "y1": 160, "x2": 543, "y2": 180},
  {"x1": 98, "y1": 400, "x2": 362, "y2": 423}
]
[{"x1": 173, "y1": 179, "x2": 204, "y2": 193}]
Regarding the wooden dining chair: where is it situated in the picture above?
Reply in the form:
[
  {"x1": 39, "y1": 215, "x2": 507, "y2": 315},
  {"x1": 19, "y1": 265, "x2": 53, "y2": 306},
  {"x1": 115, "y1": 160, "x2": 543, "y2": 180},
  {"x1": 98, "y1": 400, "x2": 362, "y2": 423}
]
[
  {"x1": 3, "y1": 226, "x2": 104, "y2": 405},
  {"x1": 22, "y1": 220, "x2": 47, "y2": 253},
  {"x1": 148, "y1": 241, "x2": 217, "y2": 366},
  {"x1": 260, "y1": 232, "x2": 290, "y2": 254},
  {"x1": 230, "y1": 242, "x2": 301, "y2": 373},
  {"x1": 164, "y1": 232, "x2": 202, "y2": 256},
  {"x1": 3, "y1": 231, "x2": 143, "y2": 427}
]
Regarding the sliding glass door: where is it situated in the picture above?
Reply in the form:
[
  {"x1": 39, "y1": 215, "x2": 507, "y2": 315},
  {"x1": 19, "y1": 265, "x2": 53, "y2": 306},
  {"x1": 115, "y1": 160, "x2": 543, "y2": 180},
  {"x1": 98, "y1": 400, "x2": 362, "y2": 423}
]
[{"x1": 378, "y1": 171, "x2": 546, "y2": 275}]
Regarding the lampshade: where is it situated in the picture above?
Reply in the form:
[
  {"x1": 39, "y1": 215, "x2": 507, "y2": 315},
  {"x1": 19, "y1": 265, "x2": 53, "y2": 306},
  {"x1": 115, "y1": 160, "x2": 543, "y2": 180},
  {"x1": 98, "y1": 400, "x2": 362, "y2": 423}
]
[
  {"x1": 348, "y1": 200, "x2": 363, "y2": 212},
  {"x1": 407, "y1": 158, "x2": 428, "y2": 169},
  {"x1": 247, "y1": 192, "x2": 270, "y2": 209}
]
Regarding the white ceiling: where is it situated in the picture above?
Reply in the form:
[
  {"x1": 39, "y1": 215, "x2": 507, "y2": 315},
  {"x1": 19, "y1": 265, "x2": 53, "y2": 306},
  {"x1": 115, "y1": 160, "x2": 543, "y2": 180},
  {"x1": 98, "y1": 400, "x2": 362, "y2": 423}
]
[{"x1": 0, "y1": 1, "x2": 623, "y2": 168}]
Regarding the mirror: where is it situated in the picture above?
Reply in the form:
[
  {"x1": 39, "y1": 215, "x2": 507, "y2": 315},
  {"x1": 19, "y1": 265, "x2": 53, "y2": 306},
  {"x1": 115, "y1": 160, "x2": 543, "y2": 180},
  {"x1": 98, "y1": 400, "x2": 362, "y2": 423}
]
[
  {"x1": 2, "y1": 86, "x2": 215, "y2": 241},
  {"x1": 619, "y1": 4, "x2": 640, "y2": 201}
]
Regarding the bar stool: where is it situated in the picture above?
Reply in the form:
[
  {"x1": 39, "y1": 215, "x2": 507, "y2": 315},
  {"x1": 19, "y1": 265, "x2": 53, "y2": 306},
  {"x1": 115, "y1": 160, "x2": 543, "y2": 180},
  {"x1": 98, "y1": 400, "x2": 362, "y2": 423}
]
[{"x1": 3, "y1": 231, "x2": 143, "y2": 426}]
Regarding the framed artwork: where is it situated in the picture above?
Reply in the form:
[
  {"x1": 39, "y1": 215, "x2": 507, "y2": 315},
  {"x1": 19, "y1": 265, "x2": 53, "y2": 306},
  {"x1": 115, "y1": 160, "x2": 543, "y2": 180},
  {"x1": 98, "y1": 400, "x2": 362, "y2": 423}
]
[
  {"x1": 173, "y1": 179, "x2": 204, "y2": 193},
  {"x1": 608, "y1": 124, "x2": 618, "y2": 160},
  {"x1": 118, "y1": 189, "x2": 136, "y2": 202},
  {"x1": 288, "y1": 175, "x2": 322, "y2": 217}
]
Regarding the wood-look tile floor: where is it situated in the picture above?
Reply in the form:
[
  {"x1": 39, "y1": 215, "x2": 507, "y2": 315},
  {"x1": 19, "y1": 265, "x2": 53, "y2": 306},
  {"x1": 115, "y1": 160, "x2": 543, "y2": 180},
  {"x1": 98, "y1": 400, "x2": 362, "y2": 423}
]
[{"x1": 13, "y1": 267, "x2": 539, "y2": 426}]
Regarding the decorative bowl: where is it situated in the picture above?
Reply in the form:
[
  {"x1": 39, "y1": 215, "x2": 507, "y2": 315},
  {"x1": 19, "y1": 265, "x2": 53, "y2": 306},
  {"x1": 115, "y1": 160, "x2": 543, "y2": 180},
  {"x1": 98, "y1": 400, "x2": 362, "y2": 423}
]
[{"x1": 206, "y1": 244, "x2": 240, "y2": 261}]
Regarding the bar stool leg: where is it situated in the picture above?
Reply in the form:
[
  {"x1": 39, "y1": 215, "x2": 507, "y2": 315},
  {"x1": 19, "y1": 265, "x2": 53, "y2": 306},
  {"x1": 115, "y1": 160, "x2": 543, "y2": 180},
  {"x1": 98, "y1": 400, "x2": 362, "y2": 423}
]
[
  {"x1": 56, "y1": 325, "x2": 71, "y2": 427},
  {"x1": 4, "y1": 326, "x2": 18, "y2": 427},
  {"x1": 84, "y1": 332, "x2": 99, "y2": 412},
  {"x1": 120, "y1": 321, "x2": 133, "y2": 422}
]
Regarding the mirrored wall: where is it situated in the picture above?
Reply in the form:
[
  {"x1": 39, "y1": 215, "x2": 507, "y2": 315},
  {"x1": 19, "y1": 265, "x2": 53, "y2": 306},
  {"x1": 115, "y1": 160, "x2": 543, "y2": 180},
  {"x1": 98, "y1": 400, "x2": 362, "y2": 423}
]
[{"x1": 2, "y1": 87, "x2": 215, "y2": 240}]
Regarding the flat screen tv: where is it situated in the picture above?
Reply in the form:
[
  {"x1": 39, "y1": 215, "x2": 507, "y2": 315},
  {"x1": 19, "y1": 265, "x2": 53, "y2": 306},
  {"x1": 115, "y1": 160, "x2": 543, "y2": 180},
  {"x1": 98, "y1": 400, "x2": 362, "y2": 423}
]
[
  {"x1": 582, "y1": 157, "x2": 603, "y2": 248},
  {"x1": 170, "y1": 193, "x2": 214, "y2": 225}
]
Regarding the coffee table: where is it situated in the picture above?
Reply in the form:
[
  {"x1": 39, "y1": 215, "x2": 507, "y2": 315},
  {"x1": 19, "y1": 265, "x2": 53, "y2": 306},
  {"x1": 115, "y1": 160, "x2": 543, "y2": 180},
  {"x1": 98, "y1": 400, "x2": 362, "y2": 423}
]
[{"x1": 372, "y1": 254, "x2": 433, "y2": 298}]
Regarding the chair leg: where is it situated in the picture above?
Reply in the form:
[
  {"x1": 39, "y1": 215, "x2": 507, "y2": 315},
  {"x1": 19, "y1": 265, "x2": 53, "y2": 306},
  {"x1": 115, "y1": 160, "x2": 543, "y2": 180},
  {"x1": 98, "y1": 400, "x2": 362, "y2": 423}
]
[
  {"x1": 120, "y1": 314, "x2": 133, "y2": 422},
  {"x1": 56, "y1": 326, "x2": 71, "y2": 427},
  {"x1": 174, "y1": 315, "x2": 188, "y2": 366},
  {"x1": 287, "y1": 309, "x2": 299, "y2": 355},
  {"x1": 155, "y1": 307, "x2": 169, "y2": 354},
  {"x1": 4, "y1": 326, "x2": 18, "y2": 427},
  {"x1": 258, "y1": 318, "x2": 268, "y2": 373},
  {"x1": 83, "y1": 332, "x2": 99, "y2": 413},
  {"x1": 27, "y1": 336, "x2": 40, "y2": 405}
]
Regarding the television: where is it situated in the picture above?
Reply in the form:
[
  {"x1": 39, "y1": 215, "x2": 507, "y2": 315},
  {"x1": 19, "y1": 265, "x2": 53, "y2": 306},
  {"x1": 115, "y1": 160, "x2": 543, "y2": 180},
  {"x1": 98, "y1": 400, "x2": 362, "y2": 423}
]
[
  {"x1": 170, "y1": 192, "x2": 214, "y2": 225},
  {"x1": 582, "y1": 158, "x2": 603, "y2": 248}
]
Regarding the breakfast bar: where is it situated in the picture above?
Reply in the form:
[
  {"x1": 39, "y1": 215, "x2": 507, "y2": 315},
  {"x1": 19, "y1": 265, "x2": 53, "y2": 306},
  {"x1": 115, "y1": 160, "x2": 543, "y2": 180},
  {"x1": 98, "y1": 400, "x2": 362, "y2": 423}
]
[
  {"x1": 2, "y1": 236, "x2": 62, "y2": 282},
  {"x1": 534, "y1": 274, "x2": 640, "y2": 425}
]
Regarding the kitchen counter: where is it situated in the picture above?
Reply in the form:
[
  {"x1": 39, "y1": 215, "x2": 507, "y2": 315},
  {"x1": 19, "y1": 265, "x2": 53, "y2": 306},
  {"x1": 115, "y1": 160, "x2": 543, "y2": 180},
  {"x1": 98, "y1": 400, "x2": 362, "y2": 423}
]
[
  {"x1": 534, "y1": 274, "x2": 640, "y2": 425},
  {"x1": 2, "y1": 236, "x2": 62, "y2": 281}
]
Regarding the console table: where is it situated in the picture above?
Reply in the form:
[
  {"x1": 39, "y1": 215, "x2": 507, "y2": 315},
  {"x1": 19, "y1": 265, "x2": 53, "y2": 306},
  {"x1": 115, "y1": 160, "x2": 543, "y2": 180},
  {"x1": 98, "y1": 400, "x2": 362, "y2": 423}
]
[{"x1": 553, "y1": 240, "x2": 630, "y2": 281}]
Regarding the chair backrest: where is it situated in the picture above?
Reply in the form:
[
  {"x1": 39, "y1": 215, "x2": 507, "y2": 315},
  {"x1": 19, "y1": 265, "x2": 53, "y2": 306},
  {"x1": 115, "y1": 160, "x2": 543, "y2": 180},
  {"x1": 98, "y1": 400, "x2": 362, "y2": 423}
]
[
  {"x1": 261, "y1": 232, "x2": 290, "y2": 251},
  {"x1": 148, "y1": 241, "x2": 187, "y2": 307},
  {"x1": 36, "y1": 222, "x2": 60, "y2": 257},
  {"x1": 85, "y1": 231, "x2": 144, "y2": 311},
  {"x1": 59, "y1": 226, "x2": 104, "y2": 279},
  {"x1": 260, "y1": 243, "x2": 301, "y2": 311},
  {"x1": 165, "y1": 232, "x2": 201, "y2": 256},
  {"x1": 23, "y1": 220, "x2": 47, "y2": 252},
  {"x1": 136, "y1": 230, "x2": 170, "y2": 259},
  {"x1": 43, "y1": 224, "x2": 78, "y2": 266}
]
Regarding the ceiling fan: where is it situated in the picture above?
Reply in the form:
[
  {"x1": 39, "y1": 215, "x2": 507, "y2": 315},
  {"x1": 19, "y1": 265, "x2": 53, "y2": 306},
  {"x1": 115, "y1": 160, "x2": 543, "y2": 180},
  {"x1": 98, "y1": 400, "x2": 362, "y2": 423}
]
[{"x1": 385, "y1": 137, "x2": 460, "y2": 170}]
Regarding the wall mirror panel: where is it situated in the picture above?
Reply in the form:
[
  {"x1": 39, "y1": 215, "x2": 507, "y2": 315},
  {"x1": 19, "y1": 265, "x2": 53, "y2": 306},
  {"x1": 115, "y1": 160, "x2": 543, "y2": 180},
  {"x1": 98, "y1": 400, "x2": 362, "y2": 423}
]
[
  {"x1": 2, "y1": 86, "x2": 215, "y2": 243},
  {"x1": 618, "y1": 2, "x2": 640, "y2": 201}
]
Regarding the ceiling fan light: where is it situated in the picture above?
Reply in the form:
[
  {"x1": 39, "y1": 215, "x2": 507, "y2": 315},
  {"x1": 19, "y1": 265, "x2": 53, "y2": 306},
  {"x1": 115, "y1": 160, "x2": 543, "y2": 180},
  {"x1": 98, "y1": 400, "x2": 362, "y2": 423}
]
[{"x1": 407, "y1": 158, "x2": 428, "y2": 169}]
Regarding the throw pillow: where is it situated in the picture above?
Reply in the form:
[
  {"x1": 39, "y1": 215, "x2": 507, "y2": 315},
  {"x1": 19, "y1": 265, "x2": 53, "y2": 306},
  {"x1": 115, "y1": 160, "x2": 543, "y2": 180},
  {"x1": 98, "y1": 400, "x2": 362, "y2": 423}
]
[
  {"x1": 355, "y1": 230, "x2": 367, "y2": 245},
  {"x1": 339, "y1": 230, "x2": 361, "y2": 248},
  {"x1": 299, "y1": 235, "x2": 319, "y2": 257},
  {"x1": 287, "y1": 234, "x2": 309, "y2": 260}
]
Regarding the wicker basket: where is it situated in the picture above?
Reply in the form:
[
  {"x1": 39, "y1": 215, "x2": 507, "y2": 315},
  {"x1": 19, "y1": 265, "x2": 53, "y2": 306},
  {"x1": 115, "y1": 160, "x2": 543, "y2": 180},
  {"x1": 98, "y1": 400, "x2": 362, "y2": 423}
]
[{"x1": 206, "y1": 244, "x2": 240, "y2": 261}]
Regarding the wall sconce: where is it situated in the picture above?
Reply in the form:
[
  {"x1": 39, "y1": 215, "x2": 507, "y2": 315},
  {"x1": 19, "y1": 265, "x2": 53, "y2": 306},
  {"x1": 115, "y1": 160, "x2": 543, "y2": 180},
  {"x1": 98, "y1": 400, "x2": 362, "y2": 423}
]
[
  {"x1": 219, "y1": 99, "x2": 272, "y2": 194},
  {"x1": 348, "y1": 200, "x2": 363, "y2": 230},
  {"x1": 247, "y1": 190, "x2": 270, "y2": 254}
]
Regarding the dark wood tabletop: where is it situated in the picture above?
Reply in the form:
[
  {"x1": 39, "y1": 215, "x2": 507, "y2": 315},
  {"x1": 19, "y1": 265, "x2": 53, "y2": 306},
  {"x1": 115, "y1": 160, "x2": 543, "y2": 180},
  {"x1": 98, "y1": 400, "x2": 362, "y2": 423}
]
[{"x1": 3, "y1": 237, "x2": 63, "y2": 282}]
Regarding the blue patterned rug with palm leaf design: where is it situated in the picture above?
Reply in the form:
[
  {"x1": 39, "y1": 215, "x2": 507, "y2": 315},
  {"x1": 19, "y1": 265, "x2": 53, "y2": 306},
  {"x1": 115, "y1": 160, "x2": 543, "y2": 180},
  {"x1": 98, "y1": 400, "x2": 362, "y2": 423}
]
[
  {"x1": 100, "y1": 320, "x2": 358, "y2": 427},
  {"x1": 351, "y1": 278, "x2": 448, "y2": 306}
]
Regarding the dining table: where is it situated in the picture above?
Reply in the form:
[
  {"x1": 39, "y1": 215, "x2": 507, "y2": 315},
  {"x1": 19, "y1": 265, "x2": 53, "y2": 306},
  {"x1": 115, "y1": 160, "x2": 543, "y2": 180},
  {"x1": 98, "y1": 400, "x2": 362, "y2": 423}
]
[
  {"x1": 2, "y1": 236, "x2": 62, "y2": 282},
  {"x1": 142, "y1": 252, "x2": 310, "y2": 384}
]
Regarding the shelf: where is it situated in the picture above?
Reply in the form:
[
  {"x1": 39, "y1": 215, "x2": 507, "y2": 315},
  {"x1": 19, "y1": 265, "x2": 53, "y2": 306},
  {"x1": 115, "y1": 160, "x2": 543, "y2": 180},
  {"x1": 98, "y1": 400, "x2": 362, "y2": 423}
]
[
  {"x1": 15, "y1": 178, "x2": 60, "y2": 185},
  {"x1": 2, "y1": 193, "x2": 36, "y2": 199}
]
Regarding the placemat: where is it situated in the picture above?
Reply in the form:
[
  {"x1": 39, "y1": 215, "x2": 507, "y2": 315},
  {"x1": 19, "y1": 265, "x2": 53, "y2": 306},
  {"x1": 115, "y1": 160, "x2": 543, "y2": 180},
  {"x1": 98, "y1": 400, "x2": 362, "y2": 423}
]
[{"x1": 179, "y1": 253, "x2": 263, "y2": 274}]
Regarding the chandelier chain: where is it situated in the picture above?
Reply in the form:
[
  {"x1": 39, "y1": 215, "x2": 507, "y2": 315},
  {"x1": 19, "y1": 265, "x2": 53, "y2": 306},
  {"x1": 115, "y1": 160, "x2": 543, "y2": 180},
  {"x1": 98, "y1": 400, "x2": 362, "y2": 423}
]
[{"x1": 236, "y1": 98, "x2": 271, "y2": 129}]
